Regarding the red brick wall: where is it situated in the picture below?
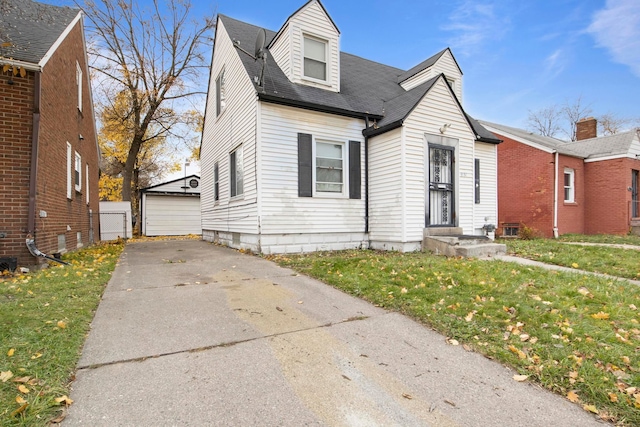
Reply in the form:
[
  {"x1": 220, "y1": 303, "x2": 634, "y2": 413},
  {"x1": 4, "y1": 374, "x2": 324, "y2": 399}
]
[
  {"x1": 0, "y1": 70, "x2": 35, "y2": 266},
  {"x1": 497, "y1": 135, "x2": 556, "y2": 237},
  {"x1": 584, "y1": 158, "x2": 640, "y2": 234},
  {"x1": 0, "y1": 21, "x2": 100, "y2": 267},
  {"x1": 557, "y1": 156, "x2": 585, "y2": 235}
]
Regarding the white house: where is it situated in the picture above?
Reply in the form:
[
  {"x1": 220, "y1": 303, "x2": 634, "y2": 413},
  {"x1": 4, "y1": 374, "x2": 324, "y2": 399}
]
[{"x1": 200, "y1": 0, "x2": 501, "y2": 254}]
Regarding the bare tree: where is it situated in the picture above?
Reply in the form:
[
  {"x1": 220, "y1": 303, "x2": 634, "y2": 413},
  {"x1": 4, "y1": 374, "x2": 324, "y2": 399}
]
[
  {"x1": 79, "y1": 0, "x2": 214, "y2": 205},
  {"x1": 597, "y1": 113, "x2": 634, "y2": 136},
  {"x1": 526, "y1": 105, "x2": 563, "y2": 138},
  {"x1": 561, "y1": 96, "x2": 592, "y2": 141},
  {"x1": 527, "y1": 97, "x2": 593, "y2": 141}
]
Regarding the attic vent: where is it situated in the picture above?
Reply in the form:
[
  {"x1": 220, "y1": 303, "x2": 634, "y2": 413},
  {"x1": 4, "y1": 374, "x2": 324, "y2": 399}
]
[{"x1": 0, "y1": 257, "x2": 17, "y2": 273}]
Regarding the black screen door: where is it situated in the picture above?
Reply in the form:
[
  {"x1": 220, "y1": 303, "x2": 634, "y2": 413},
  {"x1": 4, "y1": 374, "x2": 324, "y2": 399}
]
[{"x1": 428, "y1": 145, "x2": 455, "y2": 226}]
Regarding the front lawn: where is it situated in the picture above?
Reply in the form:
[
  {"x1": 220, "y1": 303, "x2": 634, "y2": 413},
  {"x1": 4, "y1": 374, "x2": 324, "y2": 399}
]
[
  {"x1": 506, "y1": 239, "x2": 640, "y2": 280},
  {"x1": 0, "y1": 242, "x2": 124, "y2": 426},
  {"x1": 273, "y1": 250, "x2": 640, "y2": 426},
  {"x1": 559, "y1": 234, "x2": 640, "y2": 246}
]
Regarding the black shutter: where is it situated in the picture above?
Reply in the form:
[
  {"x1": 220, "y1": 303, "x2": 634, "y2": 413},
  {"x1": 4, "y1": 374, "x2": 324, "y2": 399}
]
[
  {"x1": 214, "y1": 162, "x2": 219, "y2": 201},
  {"x1": 298, "y1": 133, "x2": 313, "y2": 197},
  {"x1": 474, "y1": 158, "x2": 480, "y2": 204},
  {"x1": 230, "y1": 152, "x2": 236, "y2": 196},
  {"x1": 349, "y1": 140, "x2": 361, "y2": 199}
]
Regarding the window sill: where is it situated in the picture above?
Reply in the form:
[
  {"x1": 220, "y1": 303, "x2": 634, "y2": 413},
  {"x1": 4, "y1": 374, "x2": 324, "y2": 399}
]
[
  {"x1": 229, "y1": 194, "x2": 244, "y2": 202},
  {"x1": 301, "y1": 76, "x2": 331, "y2": 87},
  {"x1": 563, "y1": 202, "x2": 578, "y2": 206},
  {"x1": 313, "y1": 191, "x2": 348, "y2": 199}
]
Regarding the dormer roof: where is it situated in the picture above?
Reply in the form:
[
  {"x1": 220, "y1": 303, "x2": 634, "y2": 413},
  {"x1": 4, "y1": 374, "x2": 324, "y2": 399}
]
[
  {"x1": 397, "y1": 48, "x2": 463, "y2": 84},
  {"x1": 267, "y1": 0, "x2": 339, "y2": 50},
  {"x1": 221, "y1": 13, "x2": 496, "y2": 142}
]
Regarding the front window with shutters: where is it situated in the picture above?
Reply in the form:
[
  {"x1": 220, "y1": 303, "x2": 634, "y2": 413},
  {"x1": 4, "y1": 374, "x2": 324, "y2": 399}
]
[
  {"x1": 315, "y1": 141, "x2": 344, "y2": 193},
  {"x1": 303, "y1": 36, "x2": 327, "y2": 81}
]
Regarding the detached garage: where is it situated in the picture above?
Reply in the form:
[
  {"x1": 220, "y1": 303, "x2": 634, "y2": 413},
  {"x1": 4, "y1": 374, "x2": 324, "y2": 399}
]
[{"x1": 140, "y1": 175, "x2": 201, "y2": 236}]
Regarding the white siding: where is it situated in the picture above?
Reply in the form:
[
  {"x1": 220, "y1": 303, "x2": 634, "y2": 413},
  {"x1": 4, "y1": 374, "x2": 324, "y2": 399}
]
[
  {"x1": 278, "y1": 0, "x2": 340, "y2": 92},
  {"x1": 473, "y1": 142, "x2": 498, "y2": 232},
  {"x1": 143, "y1": 195, "x2": 201, "y2": 236},
  {"x1": 403, "y1": 78, "x2": 478, "y2": 238},
  {"x1": 270, "y1": 23, "x2": 291, "y2": 77},
  {"x1": 368, "y1": 128, "x2": 405, "y2": 247},
  {"x1": 201, "y1": 20, "x2": 259, "y2": 236},
  {"x1": 259, "y1": 103, "x2": 365, "y2": 235},
  {"x1": 401, "y1": 50, "x2": 463, "y2": 103}
]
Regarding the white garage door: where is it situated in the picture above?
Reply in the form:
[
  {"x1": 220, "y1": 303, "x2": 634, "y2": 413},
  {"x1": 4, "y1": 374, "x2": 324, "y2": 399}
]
[{"x1": 144, "y1": 195, "x2": 201, "y2": 236}]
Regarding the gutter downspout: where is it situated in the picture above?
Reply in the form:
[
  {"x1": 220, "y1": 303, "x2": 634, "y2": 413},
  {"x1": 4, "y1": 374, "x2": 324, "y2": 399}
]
[
  {"x1": 553, "y1": 151, "x2": 559, "y2": 238},
  {"x1": 363, "y1": 116, "x2": 370, "y2": 234},
  {"x1": 25, "y1": 71, "x2": 69, "y2": 265}
]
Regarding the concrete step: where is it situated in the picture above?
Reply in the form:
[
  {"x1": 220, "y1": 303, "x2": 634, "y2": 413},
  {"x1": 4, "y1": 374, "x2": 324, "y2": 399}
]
[
  {"x1": 422, "y1": 235, "x2": 506, "y2": 258},
  {"x1": 455, "y1": 243, "x2": 506, "y2": 258},
  {"x1": 423, "y1": 227, "x2": 463, "y2": 237}
]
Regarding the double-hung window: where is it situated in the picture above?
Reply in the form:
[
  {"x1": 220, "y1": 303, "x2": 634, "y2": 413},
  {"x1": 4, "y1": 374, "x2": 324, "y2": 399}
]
[
  {"x1": 564, "y1": 168, "x2": 575, "y2": 203},
  {"x1": 216, "y1": 69, "x2": 226, "y2": 117},
  {"x1": 303, "y1": 36, "x2": 327, "y2": 81},
  {"x1": 214, "y1": 162, "x2": 220, "y2": 201},
  {"x1": 66, "y1": 142, "x2": 72, "y2": 199},
  {"x1": 230, "y1": 146, "x2": 243, "y2": 197},
  {"x1": 297, "y1": 133, "x2": 361, "y2": 199},
  {"x1": 74, "y1": 152, "x2": 82, "y2": 192},
  {"x1": 76, "y1": 61, "x2": 83, "y2": 112},
  {"x1": 315, "y1": 141, "x2": 344, "y2": 193}
]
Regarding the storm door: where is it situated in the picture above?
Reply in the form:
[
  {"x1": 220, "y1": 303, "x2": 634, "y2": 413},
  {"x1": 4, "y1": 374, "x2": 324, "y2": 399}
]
[
  {"x1": 427, "y1": 144, "x2": 455, "y2": 226},
  {"x1": 632, "y1": 170, "x2": 639, "y2": 218}
]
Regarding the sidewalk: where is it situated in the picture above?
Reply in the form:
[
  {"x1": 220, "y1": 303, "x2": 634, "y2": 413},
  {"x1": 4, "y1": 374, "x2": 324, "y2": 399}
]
[{"x1": 64, "y1": 240, "x2": 606, "y2": 426}]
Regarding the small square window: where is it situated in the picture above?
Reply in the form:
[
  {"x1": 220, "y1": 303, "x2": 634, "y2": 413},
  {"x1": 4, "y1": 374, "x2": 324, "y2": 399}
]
[
  {"x1": 502, "y1": 223, "x2": 519, "y2": 237},
  {"x1": 303, "y1": 36, "x2": 327, "y2": 81}
]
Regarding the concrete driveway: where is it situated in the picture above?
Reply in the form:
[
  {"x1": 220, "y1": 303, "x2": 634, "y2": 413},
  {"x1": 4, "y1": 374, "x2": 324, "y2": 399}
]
[{"x1": 64, "y1": 240, "x2": 605, "y2": 426}]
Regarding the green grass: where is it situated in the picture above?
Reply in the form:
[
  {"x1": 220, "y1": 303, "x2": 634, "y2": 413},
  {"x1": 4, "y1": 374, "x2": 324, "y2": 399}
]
[
  {"x1": 558, "y1": 234, "x2": 640, "y2": 245},
  {"x1": 0, "y1": 242, "x2": 124, "y2": 426},
  {"x1": 505, "y1": 239, "x2": 640, "y2": 280},
  {"x1": 272, "y1": 250, "x2": 640, "y2": 425}
]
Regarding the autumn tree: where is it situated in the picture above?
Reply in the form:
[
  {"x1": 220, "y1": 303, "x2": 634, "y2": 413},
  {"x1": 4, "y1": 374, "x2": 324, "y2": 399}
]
[
  {"x1": 98, "y1": 91, "x2": 180, "y2": 203},
  {"x1": 79, "y1": 0, "x2": 214, "y2": 205}
]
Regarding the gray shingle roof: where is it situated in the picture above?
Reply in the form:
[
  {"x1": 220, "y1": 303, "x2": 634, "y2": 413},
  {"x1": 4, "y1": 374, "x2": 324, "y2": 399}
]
[
  {"x1": 0, "y1": 0, "x2": 79, "y2": 65},
  {"x1": 220, "y1": 14, "x2": 500, "y2": 143},
  {"x1": 480, "y1": 120, "x2": 640, "y2": 159},
  {"x1": 479, "y1": 120, "x2": 585, "y2": 157},
  {"x1": 396, "y1": 48, "x2": 462, "y2": 84}
]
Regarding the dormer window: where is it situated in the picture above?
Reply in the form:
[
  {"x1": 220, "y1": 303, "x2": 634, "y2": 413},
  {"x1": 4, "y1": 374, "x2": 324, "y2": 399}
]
[{"x1": 303, "y1": 35, "x2": 327, "y2": 81}]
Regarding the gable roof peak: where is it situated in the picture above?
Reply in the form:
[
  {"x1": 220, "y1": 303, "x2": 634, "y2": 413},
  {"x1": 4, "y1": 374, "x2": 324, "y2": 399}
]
[
  {"x1": 397, "y1": 47, "x2": 462, "y2": 84},
  {"x1": 267, "y1": 0, "x2": 339, "y2": 49}
]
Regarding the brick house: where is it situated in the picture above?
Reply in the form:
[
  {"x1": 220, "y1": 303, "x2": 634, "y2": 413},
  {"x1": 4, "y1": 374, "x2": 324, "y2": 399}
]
[
  {"x1": 481, "y1": 119, "x2": 640, "y2": 238},
  {"x1": 1, "y1": 0, "x2": 100, "y2": 268}
]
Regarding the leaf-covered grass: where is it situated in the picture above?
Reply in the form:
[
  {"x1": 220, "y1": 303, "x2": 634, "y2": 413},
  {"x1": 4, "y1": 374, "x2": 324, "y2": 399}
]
[
  {"x1": 505, "y1": 239, "x2": 640, "y2": 280},
  {"x1": 558, "y1": 234, "x2": 640, "y2": 246},
  {"x1": 0, "y1": 242, "x2": 124, "y2": 426},
  {"x1": 272, "y1": 250, "x2": 640, "y2": 425}
]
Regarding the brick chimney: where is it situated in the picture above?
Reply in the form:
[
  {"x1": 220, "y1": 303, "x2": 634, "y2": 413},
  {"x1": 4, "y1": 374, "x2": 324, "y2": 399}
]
[{"x1": 576, "y1": 117, "x2": 597, "y2": 141}]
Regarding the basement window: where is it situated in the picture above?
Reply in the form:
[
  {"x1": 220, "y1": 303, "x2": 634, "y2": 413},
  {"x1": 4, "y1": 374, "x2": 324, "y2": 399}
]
[{"x1": 502, "y1": 223, "x2": 519, "y2": 237}]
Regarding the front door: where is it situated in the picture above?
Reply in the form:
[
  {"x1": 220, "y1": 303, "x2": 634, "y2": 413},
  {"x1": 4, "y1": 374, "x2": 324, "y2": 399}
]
[
  {"x1": 427, "y1": 145, "x2": 455, "y2": 226},
  {"x1": 632, "y1": 170, "x2": 639, "y2": 218}
]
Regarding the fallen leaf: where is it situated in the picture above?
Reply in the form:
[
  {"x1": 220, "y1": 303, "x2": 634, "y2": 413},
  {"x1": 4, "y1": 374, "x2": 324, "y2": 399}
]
[
  {"x1": 10, "y1": 403, "x2": 28, "y2": 417},
  {"x1": 583, "y1": 404, "x2": 598, "y2": 414},
  {"x1": 0, "y1": 371, "x2": 13, "y2": 382},
  {"x1": 465, "y1": 312, "x2": 474, "y2": 322},
  {"x1": 50, "y1": 409, "x2": 67, "y2": 424},
  {"x1": 591, "y1": 312, "x2": 610, "y2": 320},
  {"x1": 7, "y1": 348, "x2": 15, "y2": 357},
  {"x1": 567, "y1": 391, "x2": 579, "y2": 402},
  {"x1": 57, "y1": 320, "x2": 67, "y2": 329},
  {"x1": 275, "y1": 306, "x2": 283, "y2": 312},
  {"x1": 402, "y1": 393, "x2": 413, "y2": 399},
  {"x1": 31, "y1": 352, "x2": 42, "y2": 359},
  {"x1": 608, "y1": 393, "x2": 618, "y2": 402},
  {"x1": 54, "y1": 395, "x2": 74, "y2": 406},
  {"x1": 17, "y1": 384, "x2": 29, "y2": 394},
  {"x1": 571, "y1": 263, "x2": 579, "y2": 269},
  {"x1": 513, "y1": 374, "x2": 529, "y2": 382},
  {"x1": 12, "y1": 376, "x2": 31, "y2": 384},
  {"x1": 15, "y1": 395, "x2": 27, "y2": 404},
  {"x1": 447, "y1": 338, "x2": 459, "y2": 346}
]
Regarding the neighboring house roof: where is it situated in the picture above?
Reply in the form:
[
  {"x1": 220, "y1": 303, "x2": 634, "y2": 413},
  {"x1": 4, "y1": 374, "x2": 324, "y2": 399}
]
[
  {"x1": 479, "y1": 120, "x2": 585, "y2": 157},
  {"x1": 563, "y1": 129, "x2": 640, "y2": 160},
  {"x1": 396, "y1": 48, "x2": 462, "y2": 84},
  {"x1": 0, "y1": 0, "x2": 80, "y2": 66},
  {"x1": 140, "y1": 175, "x2": 201, "y2": 192},
  {"x1": 220, "y1": 14, "x2": 500, "y2": 143},
  {"x1": 481, "y1": 120, "x2": 640, "y2": 160}
]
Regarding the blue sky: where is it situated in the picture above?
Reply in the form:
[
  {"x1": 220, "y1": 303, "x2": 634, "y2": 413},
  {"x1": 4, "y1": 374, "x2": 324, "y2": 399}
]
[{"x1": 204, "y1": 0, "x2": 639, "y2": 129}]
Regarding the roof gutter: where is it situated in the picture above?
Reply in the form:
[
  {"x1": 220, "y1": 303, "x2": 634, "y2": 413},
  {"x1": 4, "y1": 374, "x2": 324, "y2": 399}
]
[
  {"x1": 258, "y1": 93, "x2": 383, "y2": 121},
  {"x1": 0, "y1": 58, "x2": 41, "y2": 72},
  {"x1": 362, "y1": 119, "x2": 404, "y2": 137}
]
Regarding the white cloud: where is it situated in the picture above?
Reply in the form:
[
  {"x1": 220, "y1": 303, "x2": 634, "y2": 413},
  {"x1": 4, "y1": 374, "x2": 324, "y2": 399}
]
[
  {"x1": 587, "y1": 0, "x2": 640, "y2": 77},
  {"x1": 544, "y1": 48, "x2": 566, "y2": 79},
  {"x1": 442, "y1": 1, "x2": 509, "y2": 56}
]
